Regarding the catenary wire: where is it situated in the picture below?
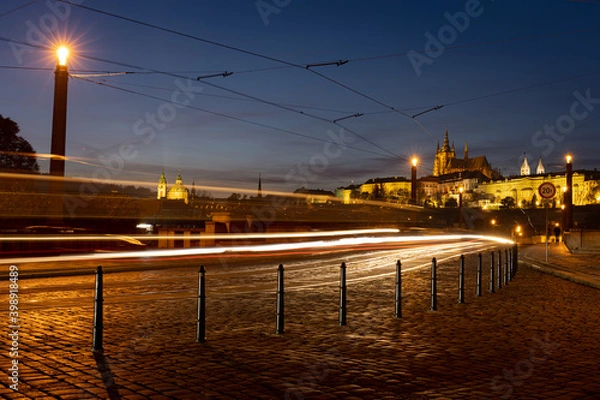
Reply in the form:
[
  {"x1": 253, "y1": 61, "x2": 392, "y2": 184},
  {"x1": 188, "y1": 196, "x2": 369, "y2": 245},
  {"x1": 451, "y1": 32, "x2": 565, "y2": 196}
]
[
  {"x1": 71, "y1": 76, "x2": 395, "y2": 160},
  {"x1": 0, "y1": 0, "x2": 37, "y2": 19}
]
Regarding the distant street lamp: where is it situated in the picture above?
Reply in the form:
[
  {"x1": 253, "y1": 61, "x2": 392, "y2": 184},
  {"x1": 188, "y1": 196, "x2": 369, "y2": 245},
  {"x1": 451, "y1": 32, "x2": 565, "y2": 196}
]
[
  {"x1": 410, "y1": 157, "x2": 418, "y2": 204},
  {"x1": 458, "y1": 187, "x2": 464, "y2": 227},
  {"x1": 564, "y1": 154, "x2": 573, "y2": 231}
]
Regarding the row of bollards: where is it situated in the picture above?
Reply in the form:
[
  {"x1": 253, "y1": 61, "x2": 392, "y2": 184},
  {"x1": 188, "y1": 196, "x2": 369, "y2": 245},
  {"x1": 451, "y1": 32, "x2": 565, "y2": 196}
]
[
  {"x1": 429, "y1": 245, "x2": 519, "y2": 312},
  {"x1": 90, "y1": 245, "x2": 518, "y2": 347}
]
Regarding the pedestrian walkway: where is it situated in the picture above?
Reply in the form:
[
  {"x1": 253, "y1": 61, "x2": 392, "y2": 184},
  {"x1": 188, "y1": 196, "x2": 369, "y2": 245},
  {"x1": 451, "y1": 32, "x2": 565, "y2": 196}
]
[
  {"x1": 2, "y1": 244, "x2": 600, "y2": 399},
  {"x1": 520, "y1": 242, "x2": 600, "y2": 289}
]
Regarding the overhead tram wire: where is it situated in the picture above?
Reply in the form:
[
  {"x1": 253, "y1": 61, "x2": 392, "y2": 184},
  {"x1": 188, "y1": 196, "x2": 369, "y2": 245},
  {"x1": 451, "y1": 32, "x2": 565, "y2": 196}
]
[
  {"x1": 0, "y1": 36, "x2": 394, "y2": 160},
  {"x1": 0, "y1": 35, "x2": 400, "y2": 160},
  {"x1": 0, "y1": 0, "x2": 38, "y2": 19},
  {"x1": 348, "y1": 27, "x2": 600, "y2": 63},
  {"x1": 71, "y1": 76, "x2": 392, "y2": 160},
  {"x1": 60, "y1": 0, "x2": 600, "y2": 144},
  {"x1": 54, "y1": 1, "x2": 436, "y2": 143},
  {"x1": 4, "y1": 36, "x2": 598, "y2": 129}
]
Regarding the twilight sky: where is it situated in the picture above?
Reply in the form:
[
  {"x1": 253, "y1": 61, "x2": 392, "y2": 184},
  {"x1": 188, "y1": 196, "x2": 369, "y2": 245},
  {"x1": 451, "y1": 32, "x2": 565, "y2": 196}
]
[{"x1": 1, "y1": 0, "x2": 600, "y2": 195}]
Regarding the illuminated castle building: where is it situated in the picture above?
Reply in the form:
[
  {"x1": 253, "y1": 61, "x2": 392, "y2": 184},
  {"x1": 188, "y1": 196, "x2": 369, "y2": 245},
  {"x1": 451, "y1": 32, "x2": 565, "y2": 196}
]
[{"x1": 433, "y1": 128, "x2": 498, "y2": 180}]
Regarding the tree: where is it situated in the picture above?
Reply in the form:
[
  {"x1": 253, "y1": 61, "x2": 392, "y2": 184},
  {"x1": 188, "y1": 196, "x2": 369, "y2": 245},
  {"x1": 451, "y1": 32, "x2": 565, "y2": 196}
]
[
  {"x1": 0, "y1": 115, "x2": 39, "y2": 172},
  {"x1": 500, "y1": 196, "x2": 516, "y2": 209}
]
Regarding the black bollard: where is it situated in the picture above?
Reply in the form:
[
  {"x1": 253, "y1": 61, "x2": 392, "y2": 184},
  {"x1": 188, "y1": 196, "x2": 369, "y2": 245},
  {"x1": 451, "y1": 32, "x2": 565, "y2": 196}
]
[
  {"x1": 504, "y1": 248, "x2": 509, "y2": 285},
  {"x1": 339, "y1": 262, "x2": 347, "y2": 326},
  {"x1": 497, "y1": 250, "x2": 502, "y2": 289},
  {"x1": 196, "y1": 266, "x2": 206, "y2": 343},
  {"x1": 395, "y1": 260, "x2": 402, "y2": 318},
  {"x1": 489, "y1": 251, "x2": 495, "y2": 293},
  {"x1": 513, "y1": 244, "x2": 518, "y2": 277},
  {"x1": 431, "y1": 258, "x2": 437, "y2": 311},
  {"x1": 92, "y1": 266, "x2": 104, "y2": 352},
  {"x1": 276, "y1": 264, "x2": 285, "y2": 334},
  {"x1": 508, "y1": 246, "x2": 513, "y2": 281},
  {"x1": 476, "y1": 253, "x2": 482, "y2": 297},
  {"x1": 458, "y1": 255, "x2": 465, "y2": 304}
]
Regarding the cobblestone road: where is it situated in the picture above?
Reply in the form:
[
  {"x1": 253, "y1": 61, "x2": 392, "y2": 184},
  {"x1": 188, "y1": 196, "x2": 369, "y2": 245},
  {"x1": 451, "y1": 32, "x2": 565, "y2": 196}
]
[{"x1": 1, "y1": 244, "x2": 600, "y2": 399}]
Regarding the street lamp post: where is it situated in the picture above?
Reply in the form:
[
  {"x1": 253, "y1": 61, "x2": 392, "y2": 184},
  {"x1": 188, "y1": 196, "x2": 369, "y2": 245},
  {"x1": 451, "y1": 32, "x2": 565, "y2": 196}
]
[
  {"x1": 564, "y1": 155, "x2": 573, "y2": 231},
  {"x1": 49, "y1": 46, "x2": 69, "y2": 224},
  {"x1": 458, "y1": 187, "x2": 464, "y2": 227},
  {"x1": 410, "y1": 157, "x2": 418, "y2": 204},
  {"x1": 50, "y1": 46, "x2": 69, "y2": 177}
]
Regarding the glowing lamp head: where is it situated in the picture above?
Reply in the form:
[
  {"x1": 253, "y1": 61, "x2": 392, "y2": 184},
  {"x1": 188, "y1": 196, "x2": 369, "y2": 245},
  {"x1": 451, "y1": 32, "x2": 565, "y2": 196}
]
[
  {"x1": 491, "y1": 219, "x2": 496, "y2": 226},
  {"x1": 459, "y1": 187, "x2": 464, "y2": 194},
  {"x1": 411, "y1": 157, "x2": 418, "y2": 167},
  {"x1": 566, "y1": 154, "x2": 572, "y2": 164},
  {"x1": 57, "y1": 46, "x2": 69, "y2": 66}
]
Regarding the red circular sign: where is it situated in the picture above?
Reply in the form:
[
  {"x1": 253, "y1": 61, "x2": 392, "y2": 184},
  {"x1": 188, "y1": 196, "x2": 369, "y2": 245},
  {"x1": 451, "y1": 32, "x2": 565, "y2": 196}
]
[{"x1": 538, "y1": 182, "x2": 556, "y2": 199}]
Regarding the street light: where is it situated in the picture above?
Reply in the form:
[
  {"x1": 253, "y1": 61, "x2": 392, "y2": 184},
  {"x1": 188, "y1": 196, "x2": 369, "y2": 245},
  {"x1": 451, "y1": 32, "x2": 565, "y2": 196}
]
[
  {"x1": 49, "y1": 45, "x2": 70, "y2": 223},
  {"x1": 458, "y1": 187, "x2": 464, "y2": 227},
  {"x1": 50, "y1": 45, "x2": 70, "y2": 177},
  {"x1": 564, "y1": 154, "x2": 573, "y2": 231},
  {"x1": 57, "y1": 46, "x2": 69, "y2": 66},
  {"x1": 410, "y1": 157, "x2": 418, "y2": 204}
]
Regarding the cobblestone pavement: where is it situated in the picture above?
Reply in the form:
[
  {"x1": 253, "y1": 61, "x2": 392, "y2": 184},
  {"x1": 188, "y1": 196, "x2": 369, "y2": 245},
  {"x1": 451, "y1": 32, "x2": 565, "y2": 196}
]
[{"x1": 2, "y1": 243, "x2": 600, "y2": 399}]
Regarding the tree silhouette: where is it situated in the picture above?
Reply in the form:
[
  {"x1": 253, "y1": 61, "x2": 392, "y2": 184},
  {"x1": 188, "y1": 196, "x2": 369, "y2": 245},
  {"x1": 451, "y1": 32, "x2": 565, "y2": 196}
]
[{"x1": 0, "y1": 115, "x2": 39, "y2": 173}]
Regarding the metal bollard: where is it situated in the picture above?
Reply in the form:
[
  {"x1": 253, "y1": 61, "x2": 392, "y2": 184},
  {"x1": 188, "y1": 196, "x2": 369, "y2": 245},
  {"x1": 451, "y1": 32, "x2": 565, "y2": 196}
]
[
  {"x1": 458, "y1": 255, "x2": 465, "y2": 304},
  {"x1": 513, "y1": 244, "x2": 519, "y2": 278},
  {"x1": 196, "y1": 265, "x2": 206, "y2": 343},
  {"x1": 431, "y1": 258, "x2": 437, "y2": 311},
  {"x1": 504, "y1": 248, "x2": 509, "y2": 285},
  {"x1": 497, "y1": 250, "x2": 502, "y2": 289},
  {"x1": 508, "y1": 246, "x2": 513, "y2": 281},
  {"x1": 489, "y1": 251, "x2": 495, "y2": 293},
  {"x1": 476, "y1": 253, "x2": 482, "y2": 297},
  {"x1": 92, "y1": 266, "x2": 104, "y2": 352},
  {"x1": 395, "y1": 260, "x2": 402, "y2": 318},
  {"x1": 276, "y1": 264, "x2": 284, "y2": 334},
  {"x1": 339, "y1": 262, "x2": 347, "y2": 326}
]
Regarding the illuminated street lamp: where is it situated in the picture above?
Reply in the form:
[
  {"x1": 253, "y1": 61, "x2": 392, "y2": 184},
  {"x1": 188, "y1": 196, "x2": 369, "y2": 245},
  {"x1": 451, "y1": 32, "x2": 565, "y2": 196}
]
[
  {"x1": 48, "y1": 45, "x2": 70, "y2": 223},
  {"x1": 564, "y1": 154, "x2": 573, "y2": 231},
  {"x1": 410, "y1": 157, "x2": 418, "y2": 204},
  {"x1": 50, "y1": 45, "x2": 70, "y2": 177}
]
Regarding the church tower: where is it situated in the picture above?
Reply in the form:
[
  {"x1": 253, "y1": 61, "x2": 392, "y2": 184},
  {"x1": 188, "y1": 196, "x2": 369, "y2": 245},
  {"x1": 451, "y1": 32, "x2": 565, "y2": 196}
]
[
  {"x1": 536, "y1": 157, "x2": 545, "y2": 175},
  {"x1": 157, "y1": 170, "x2": 167, "y2": 199},
  {"x1": 520, "y1": 154, "x2": 530, "y2": 176},
  {"x1": 464, "y1": 141, "x2": 468, "y2": 160},
  {"x1": 433, "y1": 128, "x2": 455, "y2": 176}
]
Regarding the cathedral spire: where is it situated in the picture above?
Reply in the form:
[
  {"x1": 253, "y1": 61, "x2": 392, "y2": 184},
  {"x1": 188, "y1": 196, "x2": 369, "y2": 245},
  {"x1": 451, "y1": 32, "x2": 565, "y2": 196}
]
[
  {"x1": 443, "y1": 127, "x2": 450, "y2": 151},
  {"x1": 536, "y1": 157, "x2": 545, "y2": 175},
  {"x1": 520, "y1": 153, "x2": 530, "y2": 176},
  {"x1": 464, "y1": 141, "x2": 468, "y2": 160}
]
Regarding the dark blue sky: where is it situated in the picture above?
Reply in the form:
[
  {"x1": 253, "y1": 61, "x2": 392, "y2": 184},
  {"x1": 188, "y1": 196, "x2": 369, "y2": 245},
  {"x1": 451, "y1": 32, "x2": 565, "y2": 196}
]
[{"x1": 1, "y1": 0, "x2": 599, "y2": 194}]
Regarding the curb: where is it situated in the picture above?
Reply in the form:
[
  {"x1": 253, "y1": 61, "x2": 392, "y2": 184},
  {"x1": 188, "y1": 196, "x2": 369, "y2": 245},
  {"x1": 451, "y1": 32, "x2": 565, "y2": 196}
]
[{"x1": 519, "y1": 259, "x2": 600, "y2": 290}]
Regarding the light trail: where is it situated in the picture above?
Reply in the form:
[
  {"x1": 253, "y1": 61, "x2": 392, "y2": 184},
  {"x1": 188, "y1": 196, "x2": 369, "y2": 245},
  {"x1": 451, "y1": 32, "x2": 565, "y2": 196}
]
[
  {"x1": 0, "y1": 228, "x2": 398, "y2": 242},
  {"x1": 1, "y1": 234, "x2": 513, "y2": 265}
]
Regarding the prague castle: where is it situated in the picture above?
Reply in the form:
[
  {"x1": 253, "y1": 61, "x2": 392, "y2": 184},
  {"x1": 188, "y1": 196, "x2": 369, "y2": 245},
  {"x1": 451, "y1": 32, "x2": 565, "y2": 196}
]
[
  {"x1": 337, "y1": 128, "x2": 600, "y2": 208},
  {"x1": 433, "y1": 128, "x2": 498, "y2": 180}
]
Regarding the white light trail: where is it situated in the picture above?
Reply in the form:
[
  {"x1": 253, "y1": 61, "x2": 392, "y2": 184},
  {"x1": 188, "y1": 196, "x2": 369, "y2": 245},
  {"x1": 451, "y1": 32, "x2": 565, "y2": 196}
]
[
  {"x1": 0, "y1": 228, "x2": 399, "y2": 242},
  {"x1": 0, "y1": 234, "x2": 513, "y2": 265}
]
